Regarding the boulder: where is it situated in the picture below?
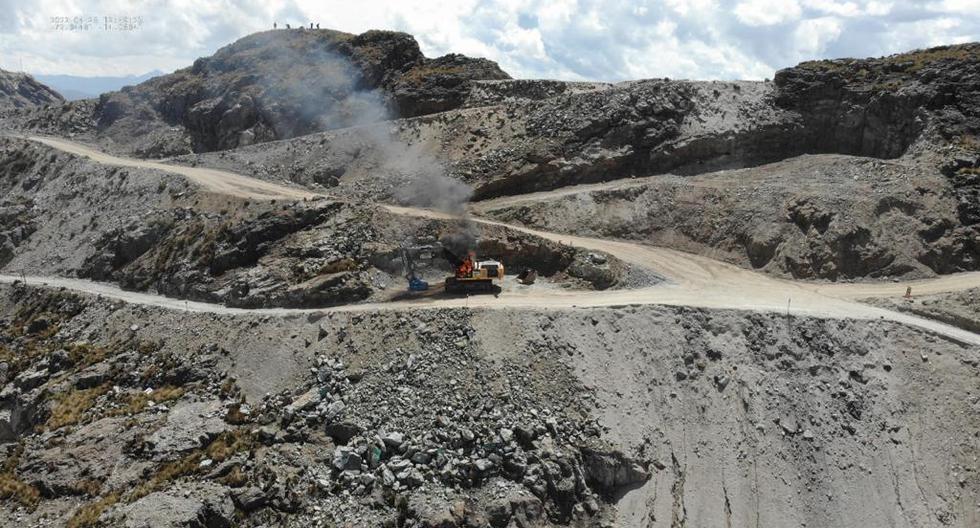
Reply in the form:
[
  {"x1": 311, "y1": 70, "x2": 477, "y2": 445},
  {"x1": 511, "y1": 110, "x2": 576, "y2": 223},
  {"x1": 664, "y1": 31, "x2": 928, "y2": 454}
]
[
  {"x1": 0, "y1": 396, "x2": 34, "y2": 443},
  {"x1": 332, "y1": 446, "x2": 362, "y2": 471},
  {"x1": 74, "y1": 362, "x2": 111, "y2": 389},
  {"x1": 579, "y1": 448, "x2": 650, "y2": 494},
  {"x1": 324, "y1": 422, "x2": 363, "y2": 445},
  {"x1": 232, "y1": 486, "x2": 267, "y2": 512},
  {"x1": 14, "y1": 368, "x2": 48, "y2": 390}
]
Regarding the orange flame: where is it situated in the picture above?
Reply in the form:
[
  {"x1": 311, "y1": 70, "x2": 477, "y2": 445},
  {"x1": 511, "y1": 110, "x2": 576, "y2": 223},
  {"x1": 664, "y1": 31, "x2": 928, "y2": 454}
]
[{"x1": 456, "y1": 253, "x2": 475, "y2": 278}]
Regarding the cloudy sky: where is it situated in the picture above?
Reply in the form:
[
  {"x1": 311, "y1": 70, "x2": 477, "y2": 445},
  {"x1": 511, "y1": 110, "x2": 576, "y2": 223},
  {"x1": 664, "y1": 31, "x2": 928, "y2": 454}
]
[{"x1": 0, "y1": 0, "x2": 977, "y2": 80}]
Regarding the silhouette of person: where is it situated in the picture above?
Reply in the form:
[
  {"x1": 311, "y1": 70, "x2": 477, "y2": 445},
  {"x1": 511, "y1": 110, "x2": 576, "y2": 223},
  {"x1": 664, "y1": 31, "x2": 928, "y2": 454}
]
[
  {"x1": 310, "y1": 22, "x2": 313, "y2": 29},
  {"x1": 273, "y1": 22, "x2": 277, "y2": 29},
  {"x1": 316, "y1": 23, "x2": 320, "y2": 29},
  {"x1": 286, "y1": 23, "x2": 291, "y2": 29}
]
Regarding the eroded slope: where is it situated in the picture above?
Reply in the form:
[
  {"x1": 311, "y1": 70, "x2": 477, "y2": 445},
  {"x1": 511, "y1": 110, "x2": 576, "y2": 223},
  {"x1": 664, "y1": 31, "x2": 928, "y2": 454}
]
[{"x1": 0, "y1": 284, "x2": 976, "y2": 527}]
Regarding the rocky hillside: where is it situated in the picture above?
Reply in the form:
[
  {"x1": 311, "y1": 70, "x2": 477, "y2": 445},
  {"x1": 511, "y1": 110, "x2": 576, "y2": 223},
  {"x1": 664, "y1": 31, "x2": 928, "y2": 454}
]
[
  {"x1": 50, "y1": 29, "x2": 508, "y2": 156},
  {"x1": 5, "y1": 39, "x2": 979, "y2": 283},
  {"x1": 0, "y1": 286, "x2": 975, "y2": 527},
  {"x1": 775, "y1": 43, "x2": 980, "y2": 158},
  {"x1": 183, "y1": 43, "x2": 980, "y2": 201},
  {"x1": 477, "y1": 153, "x2": 977, "y2": 280},
  {"x1": 0, "y1": 137, "x2": 638, "y2": 309},
  {"x1": 0, "y1": 70, "x2": 63, "y2": 112},
  {"x1": 0, "y1": 30, "x2": 979, "y2": 528},
  {"x1": 170, "y1": 43, "x2": 980, "y2": 282}
]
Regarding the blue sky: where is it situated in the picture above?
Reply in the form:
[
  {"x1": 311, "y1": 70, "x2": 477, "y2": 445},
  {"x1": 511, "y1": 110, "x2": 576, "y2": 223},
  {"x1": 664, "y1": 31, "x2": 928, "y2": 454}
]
[{"x1": 0, "y1": 0, "x2": 977, "y2": 80}]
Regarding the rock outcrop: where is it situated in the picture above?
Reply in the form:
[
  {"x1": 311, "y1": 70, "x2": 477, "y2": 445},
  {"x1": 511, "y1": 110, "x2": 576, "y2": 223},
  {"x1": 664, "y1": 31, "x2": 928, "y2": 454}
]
[
  {"x1": 774, "y1": 43, "x2": 980, "y2": 158},
  {"x1": 90, "y1": 29, "x2": 509, "y2": 155}
]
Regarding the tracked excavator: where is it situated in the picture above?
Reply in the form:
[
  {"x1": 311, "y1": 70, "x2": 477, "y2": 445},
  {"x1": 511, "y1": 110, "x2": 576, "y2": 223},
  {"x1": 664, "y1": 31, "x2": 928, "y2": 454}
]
[
  {"x1": 442, "y1": 248, "x2": 505, "y2": 293},
  {"x1": 400, "y1": 244, "x2": 505, "y2": 294}
]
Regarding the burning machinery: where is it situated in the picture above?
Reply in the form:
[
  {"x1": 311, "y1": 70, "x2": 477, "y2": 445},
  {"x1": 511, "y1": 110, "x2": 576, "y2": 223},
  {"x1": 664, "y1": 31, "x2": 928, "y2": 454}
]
[
  {"x1": 399, "y1": 244, "x2": 504, "y2": 294},
  {"x1": 441, "y1": 248, "x2": 505, "y2": 294}
]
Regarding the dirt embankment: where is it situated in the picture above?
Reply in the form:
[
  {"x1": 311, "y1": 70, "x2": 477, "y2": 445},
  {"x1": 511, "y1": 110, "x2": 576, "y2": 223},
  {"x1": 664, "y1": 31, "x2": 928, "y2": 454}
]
[{"x1": 865, "y1": 287, "x2": 980, "y2": 334}]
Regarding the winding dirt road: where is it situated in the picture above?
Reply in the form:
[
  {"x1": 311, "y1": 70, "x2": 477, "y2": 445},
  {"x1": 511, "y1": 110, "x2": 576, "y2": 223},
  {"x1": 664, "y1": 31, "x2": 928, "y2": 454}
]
[
  {"x1": 30, "y1": 136, "x2": 315, "y2": 201},
  {"x1": 6, "y1": 135, "x2": 980, "y2": 346}
]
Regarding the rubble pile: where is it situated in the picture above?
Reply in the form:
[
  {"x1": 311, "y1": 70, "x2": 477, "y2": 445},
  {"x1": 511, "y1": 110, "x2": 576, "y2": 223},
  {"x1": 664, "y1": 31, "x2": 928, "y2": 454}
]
[{"x1": 249, "y1": 310, "x2": 650, "y2": 526}]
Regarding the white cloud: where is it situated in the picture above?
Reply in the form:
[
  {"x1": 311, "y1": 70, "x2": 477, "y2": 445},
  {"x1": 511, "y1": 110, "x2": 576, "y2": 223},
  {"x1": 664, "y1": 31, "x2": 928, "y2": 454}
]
[
  {"x1": 803, "y1": 0, "x2": 861, "y2": 16},
  {"x1": 734, "y1": 0, "x2": 803, "y2": 26},
  {"x1": 802, "y1": 0, "x2": 896, "y2": 16},
  {"x1": 665, "y1": 0, "x2": 719, "y2": 16},
  {"x1": 938, "y1": 0, "x2": 980, "y2": 13},
  {"x1": 0, "y1": 0, "x2": 975, "y2": 82},
  {"x1": 794, "y1": 16, "x2": 844, "y2": 55},
  {"x1": 864, "y1": 1, "x2": 894, "y2": 15}
]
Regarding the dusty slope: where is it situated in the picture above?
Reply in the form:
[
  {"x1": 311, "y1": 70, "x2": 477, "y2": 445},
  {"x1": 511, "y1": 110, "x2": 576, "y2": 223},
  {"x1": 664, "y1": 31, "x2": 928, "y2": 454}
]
[
  {"x1": 1, "y1": 39, "x2": 979, "y2": 528},
  {"x1": 0, "y1": 282, "x2": 977, "y2": 527}
]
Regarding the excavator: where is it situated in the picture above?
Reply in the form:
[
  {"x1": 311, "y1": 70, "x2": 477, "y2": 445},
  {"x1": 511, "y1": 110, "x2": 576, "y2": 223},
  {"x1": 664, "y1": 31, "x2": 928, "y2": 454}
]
[
  {"x1": 400, "y1": 244, "x2": 504, "y2": 294},
  {"x1": 441, "y1": 248, "x2": 505, "y2": 294}
]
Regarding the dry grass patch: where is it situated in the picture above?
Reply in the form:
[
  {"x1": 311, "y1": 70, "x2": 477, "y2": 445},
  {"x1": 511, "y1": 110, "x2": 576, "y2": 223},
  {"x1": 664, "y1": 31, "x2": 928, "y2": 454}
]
[
  {"x1": 218, "y1": 465, "x2": 247, "y2": 487},
  {"x1": 882, "y1": 45, "x2": 979, "y2": 73},
  {"x1": 0, "y1": 445, "x2": 40, "y2": 510},
  {"x1": 223, "y1": 402, "x2": 250, "y2": 425},
  {"x1": 401, "y1": 65, "x2": 465, "y2": 86},
  {"x1": 107, "y1": 386, "x2": 185, "y2": 417},
  {"x1": 45, "y1": 384, "x2": 111, "y2": 430},
  {"x1": 68, "y1": 479, "x2": 103, "y2": 497},
  {"x1": 66, "y1": 492, "x2": 119, "y2": 528},
  {"x1": 958, "y1": 134, "x2": 980, "y2": 152},
  {"x1": 127, "y1": 429, "x2": 254, "y2": 502},
  {"x1": 0, "y1": 473, "x2": 40, "y2": 510},
  {"x1": 67, "y1": 343, "x2": 108, "y2": 369}
]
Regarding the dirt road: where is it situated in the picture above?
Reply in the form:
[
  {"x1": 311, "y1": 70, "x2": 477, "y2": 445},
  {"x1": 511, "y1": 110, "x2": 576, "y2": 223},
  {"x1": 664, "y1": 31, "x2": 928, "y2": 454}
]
[
  {"x1": 2, "y1": 272, "x2": 978, "y2": 347},
  {"x1": 11, "y1": 135, "x2": 980, "y2": 346},
  {"x1": 30, "y1": 136, "x2": 316, "y2": 201}
]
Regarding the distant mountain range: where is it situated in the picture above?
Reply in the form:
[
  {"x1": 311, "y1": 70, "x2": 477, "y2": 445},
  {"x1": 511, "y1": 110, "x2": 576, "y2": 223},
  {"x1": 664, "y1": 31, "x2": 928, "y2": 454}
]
[{"x1": 33, "y1": 70, "x2": 165, "y2": 100}]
